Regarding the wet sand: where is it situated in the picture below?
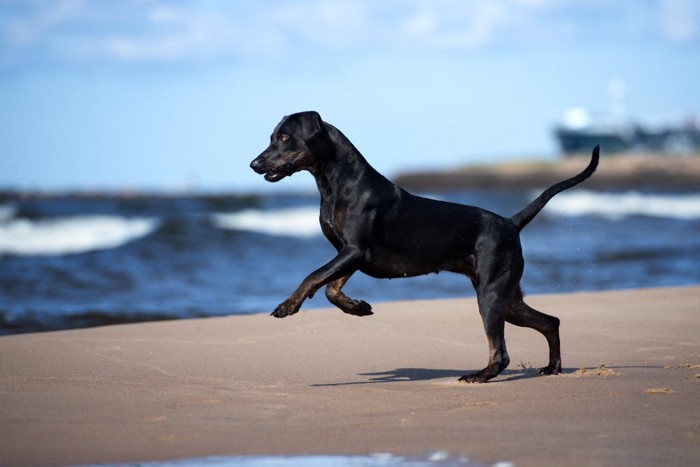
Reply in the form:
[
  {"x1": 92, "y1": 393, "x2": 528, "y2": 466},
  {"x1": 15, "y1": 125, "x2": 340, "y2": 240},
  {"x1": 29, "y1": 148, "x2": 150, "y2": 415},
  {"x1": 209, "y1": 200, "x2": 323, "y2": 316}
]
[{"x1": 1, "y1": 286, "x2": 699, "y2": 466}]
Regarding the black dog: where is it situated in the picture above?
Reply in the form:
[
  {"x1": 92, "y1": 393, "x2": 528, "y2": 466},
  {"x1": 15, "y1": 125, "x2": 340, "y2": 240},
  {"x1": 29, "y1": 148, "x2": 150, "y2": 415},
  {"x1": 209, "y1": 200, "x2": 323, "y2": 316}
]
[{"x1": 250, "y1": 111, "x2": 599, "y2": 383}]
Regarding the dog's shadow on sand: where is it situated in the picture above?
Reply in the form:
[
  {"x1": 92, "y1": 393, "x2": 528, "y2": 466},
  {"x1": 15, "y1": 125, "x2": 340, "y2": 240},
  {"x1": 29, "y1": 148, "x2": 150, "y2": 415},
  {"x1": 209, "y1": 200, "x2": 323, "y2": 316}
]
[
  {"x1": 310, "y1": 366, "x2": 628, "y2": 386},
  {"x1": 311, "y1": 367, "x2": 549, "y2": 387}
]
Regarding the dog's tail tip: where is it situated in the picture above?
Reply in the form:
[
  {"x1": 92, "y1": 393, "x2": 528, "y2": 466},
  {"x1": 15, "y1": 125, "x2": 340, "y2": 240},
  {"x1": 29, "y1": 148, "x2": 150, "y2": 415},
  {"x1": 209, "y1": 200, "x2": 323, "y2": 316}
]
[
  {"x1": 586, "y1": 144, "x2": 600, "y2": 175},
  {"x1": 510, "y1": 144, "x2": 599, "y2": 231}
]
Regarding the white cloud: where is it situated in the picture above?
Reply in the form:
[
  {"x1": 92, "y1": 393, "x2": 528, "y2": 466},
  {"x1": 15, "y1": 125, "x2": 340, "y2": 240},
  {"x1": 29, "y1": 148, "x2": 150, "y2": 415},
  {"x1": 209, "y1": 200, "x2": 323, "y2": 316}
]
[
  {"x1": 98, "y1": 7, "x2": 237, "y2": 63},
  {"x1": 4, "y1": 0, "x2": 85, "y2": 45},
  {"x1": 397, "y1": 2, "x2": 510, "y2": 49},
  {"x1": 1, "y1": 0, "x2": 697, "y2": 71},
  {"x1": 266, "y1": 0, "x2": 375, "y2": 51},
  {"x1": 660, "y1": 0, "x2": 699, "y2": 43}
]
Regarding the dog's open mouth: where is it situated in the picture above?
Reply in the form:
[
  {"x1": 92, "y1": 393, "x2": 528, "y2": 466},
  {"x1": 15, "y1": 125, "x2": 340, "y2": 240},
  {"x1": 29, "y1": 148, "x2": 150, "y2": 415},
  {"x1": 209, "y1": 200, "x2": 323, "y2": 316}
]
[{"x1": 263, "y1": 162, "x2": 294, "y2": 182}]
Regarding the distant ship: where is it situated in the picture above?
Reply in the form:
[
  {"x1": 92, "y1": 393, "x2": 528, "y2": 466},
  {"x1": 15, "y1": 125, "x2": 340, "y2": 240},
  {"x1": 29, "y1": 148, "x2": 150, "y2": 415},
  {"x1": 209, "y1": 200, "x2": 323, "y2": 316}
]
[{"x1": 554, "y1": 108, "x2": 700, "y2": 156}]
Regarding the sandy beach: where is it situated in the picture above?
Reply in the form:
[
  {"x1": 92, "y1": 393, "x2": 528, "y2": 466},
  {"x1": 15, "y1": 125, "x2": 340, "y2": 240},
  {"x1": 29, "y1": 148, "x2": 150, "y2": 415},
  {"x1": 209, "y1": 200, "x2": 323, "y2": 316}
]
[{"x1": 1, "y1": 286, "x2": 698, "y2": 466}]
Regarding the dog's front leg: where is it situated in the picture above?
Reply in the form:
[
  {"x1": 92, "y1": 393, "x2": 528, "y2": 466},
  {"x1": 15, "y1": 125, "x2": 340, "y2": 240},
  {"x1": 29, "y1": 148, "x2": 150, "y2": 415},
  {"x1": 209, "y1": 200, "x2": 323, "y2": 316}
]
[
  {"x1": 272, "y1": 248, "x2": 362, "y2": 318},
  {"x1": 325, "y1": 273, "x2": 373, "y2": 316}
]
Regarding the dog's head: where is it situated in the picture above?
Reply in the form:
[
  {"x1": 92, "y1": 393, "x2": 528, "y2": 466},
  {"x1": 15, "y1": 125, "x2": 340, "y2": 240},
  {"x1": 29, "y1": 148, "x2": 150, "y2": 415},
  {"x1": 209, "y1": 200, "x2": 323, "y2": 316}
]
[{"x1": 250, "y1": 111, "x2": 325, "y2": 182}]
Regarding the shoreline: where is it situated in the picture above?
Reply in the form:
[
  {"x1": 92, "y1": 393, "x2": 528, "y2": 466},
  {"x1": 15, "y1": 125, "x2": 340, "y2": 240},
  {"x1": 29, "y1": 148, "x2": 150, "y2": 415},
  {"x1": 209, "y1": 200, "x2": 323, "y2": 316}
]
[
  {"x1": 3, "y1": 154, "x2": 700, "y2": 201},
  {"x1": 1, "y1": 285, "x2": 699, "y2": 466},
  {"x1": 394, "y1": 153, "x2": 700, "y2": 190}
]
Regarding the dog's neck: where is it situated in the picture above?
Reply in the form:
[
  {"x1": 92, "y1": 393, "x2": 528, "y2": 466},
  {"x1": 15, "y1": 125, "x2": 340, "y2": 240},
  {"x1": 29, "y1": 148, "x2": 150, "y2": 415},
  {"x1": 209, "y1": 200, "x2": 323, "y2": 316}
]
[{"x1": 311, "y1": 123, "x2": 392, "y2": 198}]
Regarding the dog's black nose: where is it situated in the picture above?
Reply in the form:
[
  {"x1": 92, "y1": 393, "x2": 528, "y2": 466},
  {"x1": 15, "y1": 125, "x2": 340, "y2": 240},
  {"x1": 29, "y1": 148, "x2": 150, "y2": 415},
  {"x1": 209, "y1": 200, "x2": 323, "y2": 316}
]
[{"x1": 250, "y1": 158, "x2": 261, "y2": 172}]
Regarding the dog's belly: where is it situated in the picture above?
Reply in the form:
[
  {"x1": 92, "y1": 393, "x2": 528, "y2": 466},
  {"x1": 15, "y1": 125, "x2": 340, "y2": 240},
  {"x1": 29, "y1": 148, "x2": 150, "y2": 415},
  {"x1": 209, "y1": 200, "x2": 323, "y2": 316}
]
[
  {"x1": 359, "y1": 246, "x2": 472, "y2": 279},
  {"x1": 359, "y1": 263, "x2": 435, "y2": 279}
]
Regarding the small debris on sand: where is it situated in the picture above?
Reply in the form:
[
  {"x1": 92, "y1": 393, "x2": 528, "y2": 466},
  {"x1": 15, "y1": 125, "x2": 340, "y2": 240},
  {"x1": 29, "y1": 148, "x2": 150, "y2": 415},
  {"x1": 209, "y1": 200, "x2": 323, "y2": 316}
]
[{"x1": 644, "y1": 387, "x2": 677, "y2": 394}]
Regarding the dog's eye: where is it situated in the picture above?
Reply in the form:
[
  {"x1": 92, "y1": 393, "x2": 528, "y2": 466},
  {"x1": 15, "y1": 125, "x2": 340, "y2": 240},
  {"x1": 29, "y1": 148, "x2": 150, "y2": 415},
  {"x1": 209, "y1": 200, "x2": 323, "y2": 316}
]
[{"x1": 279, "y1": 134, "x2": 290, "y2": 143}]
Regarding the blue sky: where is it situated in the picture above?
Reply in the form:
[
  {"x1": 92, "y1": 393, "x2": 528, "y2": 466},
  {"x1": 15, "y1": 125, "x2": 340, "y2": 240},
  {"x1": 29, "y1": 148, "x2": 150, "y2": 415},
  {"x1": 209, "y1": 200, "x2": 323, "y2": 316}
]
[{"x1": 1, "y1": 0, "x2": 699, "y2": 192}]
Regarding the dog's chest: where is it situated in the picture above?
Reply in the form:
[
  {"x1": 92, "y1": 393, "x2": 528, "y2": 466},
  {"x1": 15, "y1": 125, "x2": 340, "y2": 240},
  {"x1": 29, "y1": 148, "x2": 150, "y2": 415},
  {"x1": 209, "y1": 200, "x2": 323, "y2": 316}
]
[{"x1": 319, "y1": 202, "x2": 346, "y2": 249}]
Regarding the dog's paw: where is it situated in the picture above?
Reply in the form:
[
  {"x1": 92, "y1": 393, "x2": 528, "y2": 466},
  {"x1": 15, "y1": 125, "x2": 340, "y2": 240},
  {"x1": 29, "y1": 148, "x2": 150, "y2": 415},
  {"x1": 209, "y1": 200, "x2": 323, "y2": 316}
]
[
  {"x1": 343, "y1": 299, "x2": 373, "y2": 317},
  {"x1": 538, "y1": 363, "x2": 562, "y2": 376},
  {"x1": 458, "y1": 372, "x2": 489, "y2": 384},
  {"x1": 271, "y1": 300, "x2": 301, "y2": 318}
]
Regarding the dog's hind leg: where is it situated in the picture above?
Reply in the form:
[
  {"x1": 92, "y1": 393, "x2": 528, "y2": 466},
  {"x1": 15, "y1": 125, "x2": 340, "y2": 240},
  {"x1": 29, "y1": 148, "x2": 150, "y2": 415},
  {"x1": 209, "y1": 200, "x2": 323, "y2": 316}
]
[
  {"x1": 458, "y1": 245, "x2": 526, "y2": 383},
  {"x1": 460, "y1": 282, "x2": 512, "y2": 383},
  {"x1": 325, "y1": 274, "x2": 373, "y2": 316},
  {"x1": 459, "y1": 311, "x2": 510, "y2": 382},
  {"x1": 506, "y1": 294, "x2": 562, "y2": 375}
]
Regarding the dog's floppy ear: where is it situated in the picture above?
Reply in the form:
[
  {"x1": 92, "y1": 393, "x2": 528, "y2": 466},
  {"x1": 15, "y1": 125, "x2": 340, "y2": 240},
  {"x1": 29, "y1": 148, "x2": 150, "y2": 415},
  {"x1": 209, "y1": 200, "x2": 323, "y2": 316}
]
[{"x1": 300, "y1": 111, "x2": 324, "y2": 142}]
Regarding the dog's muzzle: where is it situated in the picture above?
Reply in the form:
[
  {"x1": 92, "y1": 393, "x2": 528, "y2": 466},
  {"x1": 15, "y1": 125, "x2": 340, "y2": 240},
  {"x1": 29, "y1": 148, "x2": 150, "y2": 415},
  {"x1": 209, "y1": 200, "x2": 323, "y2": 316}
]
[{"x1": 250, "y1": 159, "x2": 294, "y2": 183}]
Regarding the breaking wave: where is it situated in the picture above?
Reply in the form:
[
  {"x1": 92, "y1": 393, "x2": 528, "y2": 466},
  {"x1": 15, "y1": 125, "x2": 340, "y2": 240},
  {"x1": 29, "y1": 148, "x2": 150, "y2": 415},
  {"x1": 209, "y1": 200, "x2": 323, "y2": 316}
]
[
  {"x1": 0, "y1": 210, "x2": 159, "y2": 256},
  {"x1": 211, "y1": 207, "x2": 321, "y2": 238},
  {"x1": 545, "y1": 191, "x2": 700, "y2": 220}
]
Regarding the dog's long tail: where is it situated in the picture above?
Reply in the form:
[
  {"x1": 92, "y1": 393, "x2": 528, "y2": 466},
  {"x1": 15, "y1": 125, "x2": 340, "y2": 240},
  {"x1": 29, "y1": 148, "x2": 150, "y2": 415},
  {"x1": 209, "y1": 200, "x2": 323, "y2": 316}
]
[{"x1": 510, "y1": 145, "x2": 599, "y2": 232}]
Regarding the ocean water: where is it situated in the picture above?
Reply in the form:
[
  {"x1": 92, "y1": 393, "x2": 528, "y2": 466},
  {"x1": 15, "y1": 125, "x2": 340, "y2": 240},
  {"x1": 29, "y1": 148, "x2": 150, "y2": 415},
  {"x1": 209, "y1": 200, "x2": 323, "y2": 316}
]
[
  {"x1": 1, "y1": 188, "x2": 699, "y2": 335},
  {"x1": 98, "y1": 452, "x2": 505, "y2": 467}
]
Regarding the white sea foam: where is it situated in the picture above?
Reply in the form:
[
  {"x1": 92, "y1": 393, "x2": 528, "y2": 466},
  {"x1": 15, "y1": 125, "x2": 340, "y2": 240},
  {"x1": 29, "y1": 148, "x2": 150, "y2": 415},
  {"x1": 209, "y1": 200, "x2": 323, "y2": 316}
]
[
  {"x1": 545, "y1": 190, "x2": 700, "y2": 220},
  {"x1": 211, "y1": 207, "x2": 322, "y2": 238},
  {"x1": 0, "y1": 215, "x2": 159, "y2": 256}
]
